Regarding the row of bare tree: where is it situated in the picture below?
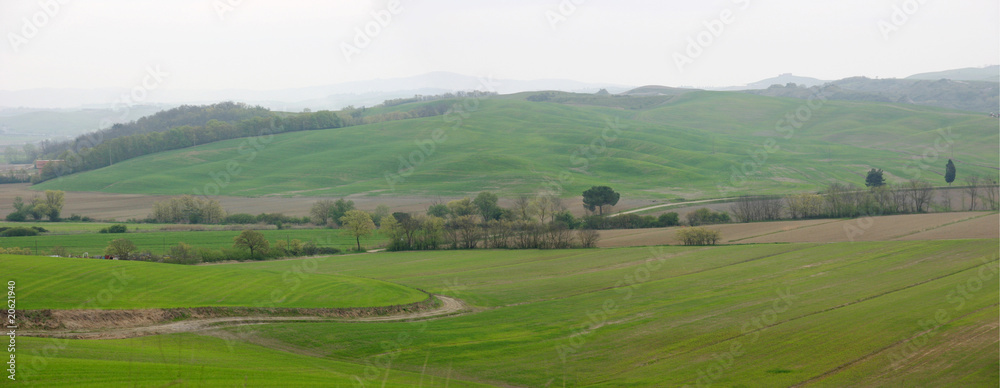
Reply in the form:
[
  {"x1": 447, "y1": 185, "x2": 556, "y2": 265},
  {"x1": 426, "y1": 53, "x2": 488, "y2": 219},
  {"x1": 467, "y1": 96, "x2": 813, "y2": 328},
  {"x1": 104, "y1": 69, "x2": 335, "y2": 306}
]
[{"x1": 731, "y1": 178, "x2": 998, "y2": 223}]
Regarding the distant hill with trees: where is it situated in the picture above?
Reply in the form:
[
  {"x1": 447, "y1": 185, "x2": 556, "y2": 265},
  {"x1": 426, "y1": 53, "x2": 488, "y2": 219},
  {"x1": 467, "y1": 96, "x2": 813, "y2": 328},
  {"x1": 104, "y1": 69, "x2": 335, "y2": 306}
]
[{"x1": 745, "y1": 77, "x2": 999, "y2": 113}]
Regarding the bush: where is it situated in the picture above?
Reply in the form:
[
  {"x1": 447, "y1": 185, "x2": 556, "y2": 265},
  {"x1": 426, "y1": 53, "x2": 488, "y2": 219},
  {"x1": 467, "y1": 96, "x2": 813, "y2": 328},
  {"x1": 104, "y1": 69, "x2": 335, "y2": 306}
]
[
  {"x1": 658, "y1": 212, "x2": 680, "y2": 227},
  {"x1": 196, "y1": 247, "x2": 226, "y2": 263},
  {"x1": 31, "y1": 226, "x2": 48, "y2": 233},
  {"x1": 553, "y1": 211, "x2": 580, "y2": 229},
  {"x1": 221, "y1": 247, "x2": 254, "y2": 261},
  {"x1": 577, "y1": 229, "x2": 600, "y2": 248},
  {"x1": 685, "y1": 208, "x2": 731, "y2": 226},
  {"x1": 50, "y1": 246, "x2": 69, "y2": 257},
  {"x1": 0, "y1": 227, "x2": 38, "y2": 237},
  {"x1": 4, "y1": 212, "x2": 26, "y2": 222},
  {"x1": 0, "y1": 247, "x2": 32, "y2": 255},
  {"x1": 99, "y1": 224, "x2": 127, "y2": 234},
  {"x1": 165, "y1": 242, "x2": 201, "y2": 265},
  {"x1": 582, "y1": 215, "x2": 608, "y2": 230},
  {"x1": 676, "y1": 227, "x2": 722, "y2": 246},
  {"x1": 224, "y1": 213, "x2": 258, "y2": 224}
]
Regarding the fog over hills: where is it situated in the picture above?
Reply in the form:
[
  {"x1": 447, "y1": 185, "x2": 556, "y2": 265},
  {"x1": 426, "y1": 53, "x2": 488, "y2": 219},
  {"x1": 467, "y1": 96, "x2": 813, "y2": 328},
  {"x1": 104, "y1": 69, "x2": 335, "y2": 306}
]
[
  {"x1": 1, "y1": 66, "x2": 996, "y2": 145},
  {"x1": 0, "y1": 72, "x2": 632, "y2": 111}
]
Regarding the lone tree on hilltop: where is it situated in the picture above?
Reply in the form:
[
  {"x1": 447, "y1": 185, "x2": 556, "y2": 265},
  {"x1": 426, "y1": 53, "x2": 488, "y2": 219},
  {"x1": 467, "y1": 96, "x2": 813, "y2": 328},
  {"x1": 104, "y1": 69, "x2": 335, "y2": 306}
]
[
  {"x1": 945, "y1": 159, "x2": 956, "y2": 186},
  {"x1": 341, "y1": 210, "x2": 376, "y2": 252},
  {"x1": 583, "y1": 186, "x2": 620, "y2": 215},
  {"x1": 865, "y1": 168, "x2": 886, "y2": 188},
  {"x1": 233, "y1": 229, "x2": 269, "y2": 259}
]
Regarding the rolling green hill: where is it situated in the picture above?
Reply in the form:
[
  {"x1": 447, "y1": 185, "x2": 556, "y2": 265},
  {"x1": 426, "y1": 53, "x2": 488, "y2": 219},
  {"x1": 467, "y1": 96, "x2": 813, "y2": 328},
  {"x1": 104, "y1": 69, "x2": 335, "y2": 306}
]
[
  {"x1": 19, "y1": 240, "x2": 999, "y2": 386},
  {"x1": 3, "y1": 254, "x2": 426, "y2": 309},
  {"x1": 34, "y1": 92, "x2": 998, "y2": 199}
]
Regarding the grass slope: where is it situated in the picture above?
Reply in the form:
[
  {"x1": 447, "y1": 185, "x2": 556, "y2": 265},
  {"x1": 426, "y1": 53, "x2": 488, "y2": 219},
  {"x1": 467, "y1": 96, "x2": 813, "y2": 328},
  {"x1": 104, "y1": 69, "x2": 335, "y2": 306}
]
[
  {"x1": 3, "y1": 254, "x2": 426, "y2": 309},
  {"x1": 18, "y1": 334, "x2": 488, "y2": 387},
  {"x1": 0, "y1": 226, "x2": 387, "y2": 256},
  {"x1": 34, "y1": 93, "x2": 998, "y2": 199},
  {"x1": 236, "y1": 240, "x2": 998, "y2": 386},
  {"x1": 15, "y1": 240, "x2": 999, "y2": 386}
]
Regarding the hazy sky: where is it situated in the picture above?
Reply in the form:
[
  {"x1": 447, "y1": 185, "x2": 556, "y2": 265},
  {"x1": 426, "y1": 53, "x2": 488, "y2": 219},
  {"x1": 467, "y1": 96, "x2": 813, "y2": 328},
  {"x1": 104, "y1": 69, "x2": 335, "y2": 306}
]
[{"x1": 1, "y1": 0, "x2": 997, "y2": 91}]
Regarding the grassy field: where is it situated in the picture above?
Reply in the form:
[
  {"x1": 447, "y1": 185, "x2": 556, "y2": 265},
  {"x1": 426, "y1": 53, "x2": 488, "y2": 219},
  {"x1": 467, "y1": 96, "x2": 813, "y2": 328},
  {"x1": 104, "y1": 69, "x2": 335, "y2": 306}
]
[
  {"x1": 18, "y1": 334, "x2": 488, "y2": 387},
  {"x1": 17, "y1": 239, "x2": 999, "y2": 386},
  {"x1": 3, "y1": 254, "x2": 427, "y2": 309},
  {"x1": 0, "y1": 226, "x2": 388, "y2": 256},
  {"x1": 0, "y1": 221, "x2": 239, "y2": 233},
  {"x1": 33, "y1": 93, "x2": 998, "y2": 199}
]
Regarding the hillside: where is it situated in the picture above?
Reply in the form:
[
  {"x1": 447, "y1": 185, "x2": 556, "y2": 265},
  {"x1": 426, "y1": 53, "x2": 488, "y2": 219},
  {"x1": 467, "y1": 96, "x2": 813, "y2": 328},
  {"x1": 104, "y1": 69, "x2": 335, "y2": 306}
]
[
  {"x1": 33, "y1": 92, "x2": 998, "y2": 199},
  {"x1": 746, "y1": 77, "x2": 1000, "y2": 113},
  {"x1": 4, "y1": 255, "x2": 426, "y2": 309},
  {"x1": 20, "y1": 240, "x2": 998, "y2": 386},
  {"x1": 907, "y1": 65, "x2": 1000, "y2": 82}
]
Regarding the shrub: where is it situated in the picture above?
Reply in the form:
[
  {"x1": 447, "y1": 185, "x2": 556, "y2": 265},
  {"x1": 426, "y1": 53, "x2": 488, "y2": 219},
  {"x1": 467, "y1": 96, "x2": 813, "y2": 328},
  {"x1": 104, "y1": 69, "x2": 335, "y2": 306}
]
[
  {"x1": 658, "y1": 212, "x2": 680, "y2": 227},
  {"x1": 224, "y1": 213, "x2": 258, "y2": 224},
  {"x1": 676, "y1": 227, "x2": 722, "y2": 246},
  {"x1": 554, "y1": 211, "x2": 580, "y2": 229},
  {"x1": 0, "y1": 227, "x2": 38, "y2": 237},
  {"x1": 99, "y1": 224, "x2": 127, "y2": 234},
  {"x1": 222, "y1": 247, "x2": 254, "y2": 261},
  {"x1": 196, "y1": 247, "x2": 225, "y2": 263},
  {"x1": 0, "y1": 247, "x2": 32, "y2": 255},
  {"x1": 50, "y1": 246, "x2": 69, "y2": 257},
  {"x1": 577, "y1": 229, "x2": 600, "y2": 248},
  {"x1": 685, "y1": 208, "x2": 731, "y2": 226},
  {"x1": 4, "y1": 212, "x2": 26, "y2": 222},
  {"x1": 165, "y1": 242, "x2": 200, "y2": 265}
]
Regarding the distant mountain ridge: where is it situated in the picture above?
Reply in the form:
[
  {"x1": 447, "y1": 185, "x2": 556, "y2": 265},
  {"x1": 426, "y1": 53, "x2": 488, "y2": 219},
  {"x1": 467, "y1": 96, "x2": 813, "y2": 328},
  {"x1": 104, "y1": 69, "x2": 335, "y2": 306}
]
[
  {"x1": 0, "y1": 72, "x2": 632, "y2": 111},
  {"x1": 706, "y1": 73, "x2": 829, "y2": 91}
]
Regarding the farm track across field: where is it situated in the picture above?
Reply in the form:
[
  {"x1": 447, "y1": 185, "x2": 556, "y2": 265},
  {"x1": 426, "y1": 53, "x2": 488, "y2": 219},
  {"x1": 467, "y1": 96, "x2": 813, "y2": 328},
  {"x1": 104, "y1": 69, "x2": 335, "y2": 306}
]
[{"x1": 21, "y1": 295, "x2": 469, "y2": 340}]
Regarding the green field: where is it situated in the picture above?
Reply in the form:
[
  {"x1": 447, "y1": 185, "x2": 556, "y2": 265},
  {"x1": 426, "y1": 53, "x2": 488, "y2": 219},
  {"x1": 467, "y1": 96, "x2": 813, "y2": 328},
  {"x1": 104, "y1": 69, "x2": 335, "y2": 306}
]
[
  {"x1": 18, "y1": 334, "x2": 487, "y2": 387},
  {"x1": 33, "y1": 93, "x2": 998, "y2": 199},
  {"x1": 0, "y1": 226, "x2": 387, "y2": 256},
  {"x1": 16, "y1": 239, "x2": 999, "y2": 386},
  {"x1": 3, "y1": 254, "x2": 426, "y2": 309},
  {"x1": 0, "y1": 221, "x2": 235, "y2": 233}
]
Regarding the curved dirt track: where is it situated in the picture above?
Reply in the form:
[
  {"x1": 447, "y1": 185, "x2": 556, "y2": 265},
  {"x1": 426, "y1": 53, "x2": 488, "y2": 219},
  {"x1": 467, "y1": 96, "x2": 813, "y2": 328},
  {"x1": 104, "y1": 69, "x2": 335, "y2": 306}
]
[{"x1": 22, "y1": 295, "x2": 468, "y2": 340}]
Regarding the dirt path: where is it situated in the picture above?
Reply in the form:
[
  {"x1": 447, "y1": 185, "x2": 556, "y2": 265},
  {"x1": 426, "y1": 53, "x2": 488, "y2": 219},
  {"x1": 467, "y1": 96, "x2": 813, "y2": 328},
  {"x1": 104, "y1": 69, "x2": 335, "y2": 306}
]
[
  {"x1": 612, "y1": 197, "x2": 738, "y2": 216},
  {"x1": 21, "y1": 295, "x2": 469, "y2": 340}
]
